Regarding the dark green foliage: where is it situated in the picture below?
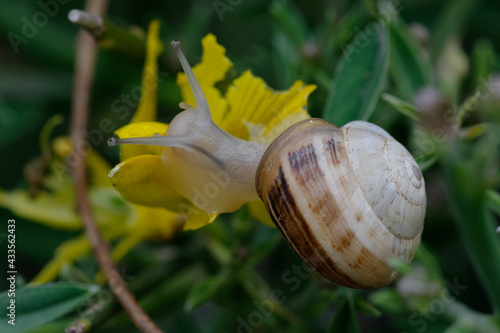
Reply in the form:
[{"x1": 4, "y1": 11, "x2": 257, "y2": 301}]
[{"x1": 2, "y1": 1, "x2": 500, "y2": 332}]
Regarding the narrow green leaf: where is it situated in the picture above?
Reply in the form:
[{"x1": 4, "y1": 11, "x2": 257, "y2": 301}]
[
  {"x1": 440, "y1": 128, "x2": 500, "y2": 314},
  {"x1": 238, "y1": 268, "x2": 299, "y2": 325},
  {"x1": 368, "y1": 288, "x2": 407, "y2": 315},
  {"x1": 323, "y1": 25, "x2": 389, "y2": 125},
  {"x1": 382, "y1": 93, "x2": 419, "y2": 121},
  {"x1": 486, "y1": 190, "x2": 500, "y2": 217},
  {"x1": 0, "y1": 282, "x2": 99, "y2": 333},
  {"x1": 456, "y1": 90, "x2": 481, "y2": 127},
  {"x1": 414, "y1": 245, "x2": 444, "y2": 282},
  {"x1": 430, "y1": 0, "x2": 476, "y2": 63},
  {"x1": 270, "y1": 0, "x2": 309, "y2": 48},
  {"x1": 0, "y1": 99, "x2": 46, "y2": 149},
  {"x1": 270, "y1": 0, "x2": 309, "y2": 89},
  {"x1": 472, "y1": 39, "x2": 496, "y2": 87},
  {"x1": 272, "y1": 30, "x2": 299, "y2": 89},
  {"x1": 24, "y1": 318, "x2": 74, "y2": 333},
  {"x1": 389, "y1": 22, "x2": 430, "y2": 100},
  {"x1": 185, "y1": 275, "x2": 228, "y2": 311},
  {"x1": 415, "y1": 152, "x2": 438, "y2": 172},
  {"x1": 328, "y1": 293, "x2": 360, "y2": 333},
  {"x1": 388, "y1": 258, "x2": 413, "y2": 275},
  {"x1": 353, "y1": 297, "x2": 381, "y2": 318}
]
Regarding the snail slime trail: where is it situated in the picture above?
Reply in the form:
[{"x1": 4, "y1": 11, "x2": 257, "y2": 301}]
[{"x1": 109, "y1": 39, "x2": 427, "y2": 289}]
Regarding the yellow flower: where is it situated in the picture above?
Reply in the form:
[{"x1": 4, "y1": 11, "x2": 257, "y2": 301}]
[
  {"x1": 109, "y1": 33, "x2": 316, "y2": 230},
  {"x1": 0, "y1": 20, "x2": 181, "y2": 284}
]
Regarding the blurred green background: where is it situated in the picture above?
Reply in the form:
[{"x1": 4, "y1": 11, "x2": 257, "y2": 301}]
[{"x1": 1, "y1": 0, "x2": 500, "y2": 332}]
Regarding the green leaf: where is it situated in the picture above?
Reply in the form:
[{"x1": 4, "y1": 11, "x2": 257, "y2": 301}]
[
  {"x1": 382, "y1": 93, "x2": 419, "y2": 121},
  {"x1": 353, "y1": 297, "x2": 381, "y2": 318},
  {"x1": 389, "y1": 22, "x2": 430, "y2": 100},
  {"x1": 24, "y1": 318, "x2": 74, "y2": 333},
  {"x1": 388, "y1": 258, "x2": 413, "y2": 275},
  {"x1": 184, "y1": 275, "x2": 229, "y2": 311},
  {"x1": 415, "y1": 152, "x2": 438, "y2": 172},
  {"x1": 455, "y1": 90, "x2": 481, "y2": 127},
  {"x1": 430, "y1": 0, "x2": 476, "y2": 63},
  {"x1": 272, "y1": 30, "x2": 298, "y2": 89},
  {"x1": 439, "y1": 127, "x2": 500, "y2": 314},
  {"x1": 0, "y1": 282, "x2": 99, "y2": 333},
  {"x1": 0, "y1": 99, "x2": 46, "y2": 149},
  {"x1": 270, "y1": 0, "x2": 309, "y2": 48},
  {"x1": 323, "y1": 24, "x2": 389, "y2": 125},
  {"x1": 270, "y1": 0, "x2": 309, "y2": 89},
  {"x1": 472, "y1": 39, "x2": 496, "y2": 87},
  {"x1": 486, "y1": 190, "x2": 500, "y2": 217},
  {"x1": 415, "y1": 244, "x2": 444, "y2": 283},
  {"x1": 328, "y1": 293, "x2": 360, "y2": 333},
  {"x1": 368, "y1": 288, "x2": 407, "y2": 316}
]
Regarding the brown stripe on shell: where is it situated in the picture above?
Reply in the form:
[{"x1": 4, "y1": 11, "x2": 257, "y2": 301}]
[
  {"x1": 327, "y1": 139, "x2": 340, "y2": 165},
  {"x1": 288, "y1": 144, "x2": 324, "y2": 186},
  {"x1": 321, "y1": 136, "x2": 398, "y2": 288},
  {"x1": 284, "y1": 142, "x2": 366, "y2": 286},
  {"x1": 265, "y1": 166, "x2": 362, "y2": 288},
  {"x1": 257, "y1": 119, "x2": 405, "y2": 289},
  {"x1": 287, "y1": 144, "x2": 342, "y2": 224},
  {"x1": 283, "y1": 136, "x2": 397, "y2": 288}
]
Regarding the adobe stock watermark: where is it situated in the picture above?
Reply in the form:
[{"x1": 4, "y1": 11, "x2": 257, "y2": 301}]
[
  {"x1": 341, "y1": 0, "x2": 403, "y2": 64},
  {"x1": 51, "y1": 68, "x2": 168, "y2": 181},
  {"x1": 212, "y1": 0, "x2": 244, "y2": 21},
  {"x1": 402, "y1": 278, "x2": 468, "y2": 333},
  {"x1": 7, "y1": 0, "x2": 72, "y2": 54}
]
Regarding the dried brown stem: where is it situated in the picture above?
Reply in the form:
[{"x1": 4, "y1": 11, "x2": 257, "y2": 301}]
[{"x1": 69, "y1": 1, "x2": 163, "y2": 333}]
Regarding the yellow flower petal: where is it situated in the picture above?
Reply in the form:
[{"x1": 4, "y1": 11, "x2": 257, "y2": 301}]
[
  {"x1": 222, "y1": 71, "x2": 316, "y2": 143},
  {"x1": 183, "y1": 208, "x2": 218, "y2": 231},
  {"x1": 31, "y1": 235, "x2": 91, "y2": 283},
  {"x1": 34, "y1": 225, "x2": 130, "y2": 284},
  {"x1": 133, "y1": 205, "x2": 182, "y2": 240},
  {"x1": 247, "y1": 200, "x2": 275, "y2": 228},
  {"x1": 115, "y1": 122, "x2": 169, "y2": 161},
  {"x1": 88, "y1": 150, "x2": 113, "y2": 187},
  {"x1": 108, "y1": 154, "x2": 190, "y2": 211},
  {"x1": 130, "y1": 20, "x2": 164, "y2": 123},
  {"x1": 0, "y1": 189, "x2": 80, "y2": 230},
  {"x1": 176, "y1": 34, "x2": 232, "y2": 124}
]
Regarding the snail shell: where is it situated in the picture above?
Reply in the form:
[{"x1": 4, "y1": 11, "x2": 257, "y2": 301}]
[{"x1": 256, "y1": 118, "x2": 426, "y2": 289}]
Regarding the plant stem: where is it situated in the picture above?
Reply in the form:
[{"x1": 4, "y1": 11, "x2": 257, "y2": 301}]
[
  {"x1": 65, "y1": 266, "x2": 174, "y2": 332},
  {"x1": 69, "y1": 1, "x2": 163, "y2": 332},
  {"x1": 98, "y1": 266, "x2": 202, "y2": 330}
]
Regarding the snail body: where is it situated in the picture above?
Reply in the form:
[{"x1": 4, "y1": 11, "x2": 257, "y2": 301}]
[{"x1": 109, "y1": 40, "x2": 426, "y2": 289}]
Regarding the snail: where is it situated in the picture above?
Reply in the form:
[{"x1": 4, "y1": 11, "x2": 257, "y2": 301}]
[{"x1": 108, "y1": 40, "x2": 426, "y2": 289}]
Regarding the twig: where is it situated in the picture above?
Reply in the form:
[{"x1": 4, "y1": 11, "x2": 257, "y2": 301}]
[
  {"x1": 68, "y1": 9, "x2": 146, "y2": 59},
  {"x1": 68, "y1": 9, "x2": 103, "y2": 34},
  {"x1": 69, "y1": 1, "x2": 163, "y2": 333}
]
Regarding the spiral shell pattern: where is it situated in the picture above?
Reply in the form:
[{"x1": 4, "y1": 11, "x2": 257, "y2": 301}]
[{"x1": 256, "y1": 119, "x2": 426, "y2": 289}]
